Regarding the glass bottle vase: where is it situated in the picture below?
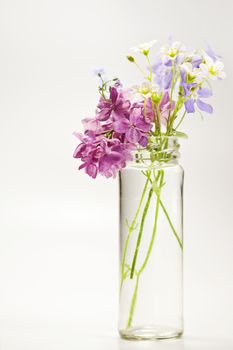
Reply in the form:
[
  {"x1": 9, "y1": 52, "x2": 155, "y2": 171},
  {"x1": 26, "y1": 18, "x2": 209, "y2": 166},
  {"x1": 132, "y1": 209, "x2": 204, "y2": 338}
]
[{"x1": 118, "y1": 137, "x2": 183, "y2": 340}]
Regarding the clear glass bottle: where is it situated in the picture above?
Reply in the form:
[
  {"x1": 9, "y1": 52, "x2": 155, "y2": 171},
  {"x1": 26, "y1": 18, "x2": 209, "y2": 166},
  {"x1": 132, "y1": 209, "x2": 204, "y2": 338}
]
[{"x1": 118, "y1": 137, "x2": 183, "y2": 340}]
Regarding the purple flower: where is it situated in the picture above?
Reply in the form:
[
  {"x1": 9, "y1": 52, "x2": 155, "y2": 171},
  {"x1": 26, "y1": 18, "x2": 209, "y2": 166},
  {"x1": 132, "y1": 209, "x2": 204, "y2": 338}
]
[
  {"x1": 184, "y1": 98, "x2": 195, "y2": 113},
  {"x1": 191, "y1": 55, "x2": 203, "y2": 68},
  {"x1": 181, "y1": 71, "x2": 213, "y2": 114},
  {"x1": 197, "y1": 87, "x2": 213, "y2": 98},
  {"x1": 96, "y1": 87, "x2": 130, "y2": 121},
  {"x1": 113, "y1": 106, "x2": 152, "y2": 146},
  {"x1": 73, "y1": 86, "x2": 144, "y2": 179},
  {"x1": 184, "y1": 88, "x2": 213, "y2": 114},
  {"x1": 79, "y1": 117, "x2": 113, "y2": 142},
  {"x1": 73, "y1": 134, "x2": 100, "y2": 178},
  {"x1": 152, "y1": 53, "x2": 186, "y2": 91},
  {"x1": 180, "y1": 75, "x2": 197, "y2": 114},
  {"x1": 73, "y1": 131, "x2": 135, "y2": 179},
  {"x1": 205, "y1": 45, "x2": 221, "y2": 62},
  {"x1": 98, "y1": 139, "x2": 134, "y2": 178},
  {"x1": 82, "y1": 117, "x2": 100, "y2": 133},
  {"x1": 152, "y1": 58, "x2": 173, "y2": 91},
  {"x1": 196, "y1": 88, "x2": 213, "y2": 113}
]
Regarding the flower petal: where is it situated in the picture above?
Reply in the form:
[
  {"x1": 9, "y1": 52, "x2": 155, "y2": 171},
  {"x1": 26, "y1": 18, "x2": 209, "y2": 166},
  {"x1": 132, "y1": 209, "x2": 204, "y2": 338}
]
[
  {"x1": 139, "y1": 136, "x2": 148, "y2": 147},
  {"x1": 163, "y1": 70, "x2": 173, "y2": 89},
  {"x1": 125, "y1": 127, "x2": 141, "y2": 143},
  {"x1": 110, "y1": 87, "x2": 118, "y2": 104},
  {"x1": 97, "y1": 109, "x2": 111, "y2": 121},
  {"x1": 197, "y1": 88, "x2": 213, "y2": 98},
  {"x1": 196, "y1": 99, "x2": 213, "y2": 113},
  {"x1": 160, "y1": 91, "x2": 170, "y2": 106},
  {"x1": 136, "y1": 119, "x2": 152, "y2": 132},
  {"x1": 86, "y1": 163, "x2": 98, "y2": 178},
  {"x1": 73, "y1": 144, "x2": 85, "y2": 158},
  {"x1": 184, "y1": 98, "x2": 195, "y2": 113},
  {"x1": 113, "y1": 119, "x2": 130, "y2": 133}
]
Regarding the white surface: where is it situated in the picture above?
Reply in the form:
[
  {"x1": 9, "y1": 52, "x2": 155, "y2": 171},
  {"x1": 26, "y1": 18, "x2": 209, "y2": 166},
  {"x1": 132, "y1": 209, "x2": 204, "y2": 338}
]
[
  {"x1": 1, "y1": 328, "x2": 233, "y2": 350},
  {"x1": 0, "y1": 0, "x2": 233, "y2": 348}
]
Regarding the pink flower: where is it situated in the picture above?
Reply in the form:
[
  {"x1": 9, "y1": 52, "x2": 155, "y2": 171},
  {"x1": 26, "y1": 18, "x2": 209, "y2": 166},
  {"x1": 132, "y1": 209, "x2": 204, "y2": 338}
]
[
  {"x1": 96, "y1": 87, "x2": 130, "y2": 121},
  {"x1": 98, "y1": 139, "x2": 134, "y2": 178},
  {"x1": 73, "y1": 133, "x2": 135, "y2": 179},
  {"x1": 159, "y1": 92, "x2": 175, "y2": 122},
  {"x1": 73, "y1": 133, "x2": 101, "y2": 178},
  {"x1": 113, "y1": 106, "x2": 152, "y2": 146},
  {"x1": 145, "y1": 92, "x2": 175, "y2": 125},
  {"x1": 74, "y1": 86, "x2": 151, "y2": 178}
]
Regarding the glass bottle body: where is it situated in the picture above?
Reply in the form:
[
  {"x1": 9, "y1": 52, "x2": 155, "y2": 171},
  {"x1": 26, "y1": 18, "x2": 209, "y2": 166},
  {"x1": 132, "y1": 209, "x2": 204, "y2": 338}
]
[{"x1": 119, "y1": 158, "x2": 183, "y2": 340}]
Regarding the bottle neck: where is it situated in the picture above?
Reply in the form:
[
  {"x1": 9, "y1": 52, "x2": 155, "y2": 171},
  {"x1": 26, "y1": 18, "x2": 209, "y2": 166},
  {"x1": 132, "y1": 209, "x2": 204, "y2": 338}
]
[{"x1": 128, "y1": 137, "x2": 180, "y2": 169}]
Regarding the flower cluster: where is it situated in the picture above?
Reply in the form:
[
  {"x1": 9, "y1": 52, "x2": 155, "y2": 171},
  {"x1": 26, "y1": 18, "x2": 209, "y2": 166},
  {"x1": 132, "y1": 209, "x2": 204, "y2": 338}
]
[
  {"x1": 74, "y1": 40, "x2": 225, "y2": 178},
  {"x1": 73, "y1": 86, "x2": 152, "y2": 178}
]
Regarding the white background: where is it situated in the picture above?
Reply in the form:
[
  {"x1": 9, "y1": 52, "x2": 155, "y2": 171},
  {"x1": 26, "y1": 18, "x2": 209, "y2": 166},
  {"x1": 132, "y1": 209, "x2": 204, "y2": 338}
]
[{"x1": 0, "y1": 0, "x2": 233, "y2": 349}]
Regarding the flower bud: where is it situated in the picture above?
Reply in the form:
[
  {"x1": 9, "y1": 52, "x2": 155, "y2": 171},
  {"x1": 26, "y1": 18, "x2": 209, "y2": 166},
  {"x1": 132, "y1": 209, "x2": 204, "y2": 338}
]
[
  {"x1": 126, "y1": 55, "x2": 135, "y2": 63},
  {"x1": 151, "y1": 92, "x2": 162, "y2": 104}
]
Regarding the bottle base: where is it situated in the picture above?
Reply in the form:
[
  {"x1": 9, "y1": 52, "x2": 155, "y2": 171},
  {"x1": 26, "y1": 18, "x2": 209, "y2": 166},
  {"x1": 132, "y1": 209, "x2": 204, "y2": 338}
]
[{"x1": 119, "y1": 325, "x2": 183, "y2": 341}]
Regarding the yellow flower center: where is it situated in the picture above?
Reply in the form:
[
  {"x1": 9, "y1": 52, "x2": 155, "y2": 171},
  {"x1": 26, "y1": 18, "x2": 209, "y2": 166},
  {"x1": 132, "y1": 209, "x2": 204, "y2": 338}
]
[
  {"x1": 168, "y1": 48, "x2": 179, "y2": 57},
  {"x1": 209, "y1": 66, "x2": 216, "y2": 76},
  {"x1": 139, "y1": 86, "x2": 151, "y2": 95}
]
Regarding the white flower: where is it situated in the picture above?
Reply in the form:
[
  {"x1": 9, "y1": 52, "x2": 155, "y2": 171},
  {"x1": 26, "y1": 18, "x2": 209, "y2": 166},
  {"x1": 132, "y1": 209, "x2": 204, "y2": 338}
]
[
  {"x1": 160, "y1": 41, "x2": 186, "y2": 59},
  {"x1": 200, "y1": 56, "x2": 226, "y2": 80},
  {"x1": 180, "y1": 62, "x2": 204, "y2": 83},
  {"x1": 132, "y1": 81, "x2": 157, "y2": 97},
  {"x1": 131, "y1": 40, "x2": 157, "y2": 55}
]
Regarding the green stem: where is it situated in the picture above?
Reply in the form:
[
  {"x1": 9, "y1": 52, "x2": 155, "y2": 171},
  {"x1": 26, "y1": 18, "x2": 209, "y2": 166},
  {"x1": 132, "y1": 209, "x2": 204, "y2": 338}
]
[
  {"x1": 175, "y1": 110, "x2": 187, "y2": 130},
  {"x1": 145, "y1": 173, "x2": 183, "y2": 250},
  {"x1": 127, "y1": 274, "x2": 140, "y2": 328},
  {"x1": 151, "y1": 99, "x2": 160, "y2": 134},
  {"x1": 159, "y1": 200, "x2": 183, "y2": 250},
  {"x1": 139, "y1": 171, "x2": 164, "y2": 274},
  {"x1": 120, "y1": 175, "x2": 150, "y2": 288},
  {"x1": 126, "y1": 171, "x2": 164, "y2": 328},
  {"x1": 166, "y1": 61, "x2": 176, "y2": 132},
  {"x1": 146, "y1": 54, "x2": 153, "y2": 82},
  {"x1": 130, "y1": 187, "x2": 153, "y2": 279},
  {"x1": 134, "y1": 61, "x2": 147, "y2": 78}
]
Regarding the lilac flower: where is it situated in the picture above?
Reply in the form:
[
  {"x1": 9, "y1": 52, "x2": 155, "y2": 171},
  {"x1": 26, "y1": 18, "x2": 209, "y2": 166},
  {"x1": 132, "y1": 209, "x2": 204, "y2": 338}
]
[
  {"x1": 73, "y1": 132, "x2": 135, "y2": 179},
  {"x1": 73, "y1": 133, "x2": 100, "y2": 178},
  {"x1": 96, "y1": 87, "x2": 130, "y2": 121},
  {"x1": 82, "y1": 117, "x2": 113, "y2": 139},
  {"x1": 113, "y1": 106, "x2": 152, "y2": 146},
  {"x1": 82, "y1": 117, "x2": 100, "y2": 133},
  {"x1": 98, "y1": 139, "x2": 134, "y2": 178}
]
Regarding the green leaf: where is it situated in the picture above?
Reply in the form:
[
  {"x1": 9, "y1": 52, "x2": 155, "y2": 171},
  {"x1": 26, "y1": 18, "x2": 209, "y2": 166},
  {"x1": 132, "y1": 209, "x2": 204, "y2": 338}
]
[{"x1": 172, "y1": 130, "x2": 189, "y2": 139}]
